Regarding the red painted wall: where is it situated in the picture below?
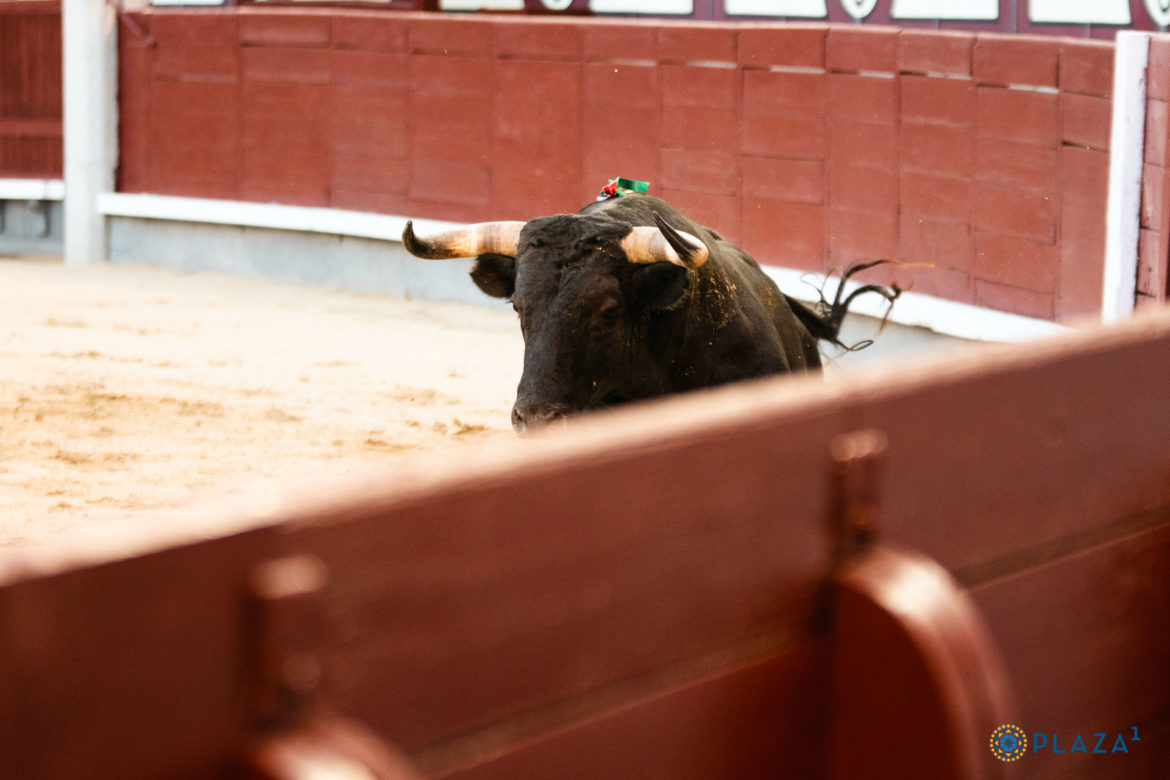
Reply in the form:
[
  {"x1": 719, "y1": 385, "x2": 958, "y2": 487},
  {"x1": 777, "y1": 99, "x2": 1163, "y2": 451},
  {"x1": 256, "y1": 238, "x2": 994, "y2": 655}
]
[
  {"x1": 0, "y1": 1, "x2": 62, "y2": 179},
  {"x1": 118, "y1": 9, "x2": 1123, "y2": 323}
]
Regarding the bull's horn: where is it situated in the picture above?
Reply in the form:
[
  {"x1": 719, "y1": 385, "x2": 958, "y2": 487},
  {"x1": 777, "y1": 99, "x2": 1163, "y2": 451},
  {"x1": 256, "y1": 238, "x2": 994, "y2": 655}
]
[
  {"x1": 401, "y1": 220, "x2": 525, "y2": 259},
  {"x1": 621, "y1": 218, "x2": 709, "y2": 269}
]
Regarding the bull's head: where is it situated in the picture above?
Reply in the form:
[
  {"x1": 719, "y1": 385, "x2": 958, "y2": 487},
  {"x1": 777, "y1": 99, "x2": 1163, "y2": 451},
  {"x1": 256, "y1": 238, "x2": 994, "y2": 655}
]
[{"x1": 402, "y1": 213, "x2": 709, "y2": 435}]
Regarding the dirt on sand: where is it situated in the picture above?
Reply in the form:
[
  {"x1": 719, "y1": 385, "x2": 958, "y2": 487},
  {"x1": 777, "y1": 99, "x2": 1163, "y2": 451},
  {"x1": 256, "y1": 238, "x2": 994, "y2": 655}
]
[{"x1": 0, "y1": 258, "x2": 523, "y2": 546}]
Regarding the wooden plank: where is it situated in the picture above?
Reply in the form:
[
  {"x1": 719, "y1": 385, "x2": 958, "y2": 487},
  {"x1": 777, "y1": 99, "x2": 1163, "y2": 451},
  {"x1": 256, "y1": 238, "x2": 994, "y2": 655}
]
[
  {"x1": 0, "y1": 526, "x2": 278, "y2": 780},
  {"x1": 284, "y1": 386, "x2": 849, "y2": 753}
]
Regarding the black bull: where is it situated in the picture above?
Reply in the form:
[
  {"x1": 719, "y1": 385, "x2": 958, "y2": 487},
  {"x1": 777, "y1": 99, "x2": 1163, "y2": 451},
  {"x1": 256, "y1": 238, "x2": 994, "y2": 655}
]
[{"x1": 403, "y1": 194, "x2": 899, "y2": 435}]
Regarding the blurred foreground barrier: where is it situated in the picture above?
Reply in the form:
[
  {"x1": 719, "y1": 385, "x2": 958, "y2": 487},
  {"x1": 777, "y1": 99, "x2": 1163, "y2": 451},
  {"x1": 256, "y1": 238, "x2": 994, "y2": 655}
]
[{"x1": 2, "y1": 312, "x2": 1170, "y2": 779}]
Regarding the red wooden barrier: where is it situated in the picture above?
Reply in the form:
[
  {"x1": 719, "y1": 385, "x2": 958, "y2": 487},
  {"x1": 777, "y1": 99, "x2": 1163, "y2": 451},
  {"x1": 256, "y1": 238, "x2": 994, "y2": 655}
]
[
  {"x1": 116, "y1": 9, "x2": 1119, "y2": 324},
  {"x1": 2, "y1": 309, "x2": 1169, "y2": 778},
  {"x1": 0, "y1": 0, "x2": 62, "y2": 179}
]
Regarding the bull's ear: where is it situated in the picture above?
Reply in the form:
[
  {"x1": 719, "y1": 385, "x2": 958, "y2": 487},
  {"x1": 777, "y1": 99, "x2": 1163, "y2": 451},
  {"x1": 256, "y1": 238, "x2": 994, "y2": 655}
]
[
  {"x1": 633, "y1": 261, "x2": 690, "y2": 311},
  {"x1": 470, "y1": 253, "x2": 516, "y2": 299}
]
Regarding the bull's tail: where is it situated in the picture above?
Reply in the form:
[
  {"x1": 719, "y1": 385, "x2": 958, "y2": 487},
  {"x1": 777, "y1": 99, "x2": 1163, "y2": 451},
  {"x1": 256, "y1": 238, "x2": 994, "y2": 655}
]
[{"x1": 788, "y1": 259, "x2": 903, "y2": 352}]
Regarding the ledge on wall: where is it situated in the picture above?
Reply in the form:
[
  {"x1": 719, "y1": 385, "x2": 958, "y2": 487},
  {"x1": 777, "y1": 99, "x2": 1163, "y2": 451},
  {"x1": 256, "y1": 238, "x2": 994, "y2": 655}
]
[{"x1": 96, "y1": 192, "x2": 1071, "y2": 344}]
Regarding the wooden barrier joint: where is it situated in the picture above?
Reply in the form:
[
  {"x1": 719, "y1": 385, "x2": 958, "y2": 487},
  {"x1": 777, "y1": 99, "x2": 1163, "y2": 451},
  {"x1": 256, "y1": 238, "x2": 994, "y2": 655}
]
[{"x1": 829, "y1": 428, "x2": 888, "y2": 565}]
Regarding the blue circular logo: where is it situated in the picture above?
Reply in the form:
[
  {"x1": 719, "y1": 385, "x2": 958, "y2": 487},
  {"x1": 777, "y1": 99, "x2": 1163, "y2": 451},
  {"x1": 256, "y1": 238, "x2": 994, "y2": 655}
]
[{"x1": 990, "y1": 723, "x2": 1028, "y2": 762}]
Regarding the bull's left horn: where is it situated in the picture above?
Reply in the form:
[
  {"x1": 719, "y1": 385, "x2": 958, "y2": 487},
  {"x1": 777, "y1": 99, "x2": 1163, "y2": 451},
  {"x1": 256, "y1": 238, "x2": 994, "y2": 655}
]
[
  {"x1": 402, "y1": 220, "x2": 525, "y2": 259},
  {"x1": 621, "y1": 218, "x2": 708, "y2": 269}
]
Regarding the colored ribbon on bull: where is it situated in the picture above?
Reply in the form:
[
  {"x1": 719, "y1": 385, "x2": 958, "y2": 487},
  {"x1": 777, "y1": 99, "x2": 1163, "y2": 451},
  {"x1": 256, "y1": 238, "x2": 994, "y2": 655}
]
[{"x1": 598, "y1": 177, "x2": 650, "y2": 200}]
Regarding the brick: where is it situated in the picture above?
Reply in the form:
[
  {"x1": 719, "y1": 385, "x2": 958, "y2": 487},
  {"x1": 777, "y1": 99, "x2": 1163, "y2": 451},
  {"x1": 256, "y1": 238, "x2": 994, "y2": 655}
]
[
  {"x1": 900, "y1": 122, "x2": 973, "y2": 177},
  {"x1": 978, "y1": 87, "x2": 1059, "y2": 145},
  {"x1": 1059, "y1": 195, "x2": 1105, "y2": 321},
  {"x1": 900, "y1": 171, "x2": 969, "y2": 224},
  {"x1": 973, "y1": 182, "x2": 1058, "y2": 244},
  {"x1": 1059, "y1": 145, "x2": 1108, "y2": 200},
  {"x1": 494, "y1": 167, "x2": 584, "y2": 217},
  {"x1": 738, "y1": 26, "x2": 826, "y2": 70},
  {"x1": 741, "y1": 156, "x2": 824, "y2": 205},
  {"x1": 901, "y1": 264, "x2": 975, "y2": 304},
  {"x1": 583, "y1": 143, "x2": 660, "y2": 197},
  {"x1": 583, "y1": 105, "x2": 659, "y2": 144},
  {"x1": 899, "y1": 215, "x2": 974, "y2": 273},
  {"x1": 897, "y1": 29, "x2": 972, "y2": 78},
  {"x1": 742, "y1": 69, "x2": 824, "y2": 112},
  {"x1": 240, "y1": 145, "x2": 330, "y2": 192},
  {"x1": 743, "y1": 114, "x2": 825, "y2": 160},
  {"x1": 828, "y1": 118, "x2": 898, "y2": 170},
  {"x1": 657, "y1": 25, "x2": 736, "y2": 65},
  {"x1": 240, "y1": 82, "x2": 330, "y2": 118},
  {"x1": 241, "y1": 47, "x2": 330, "y2": 84},
  {"x1": 975, "y1": 279, "x2": 1055, "y2": 320},
  {"x1": 154, "y1": 45, "x2": 238, "y2": 82},
  {"x1": 662, "y1": 107, "x2": 737, "y2": 151},
  {"x1": 661, "y1": 189, "x2": 740, "y2": 244},
  {"x1": 411, "y1": 92, "x2": 492, "y2": 132},
  {"x1": 1142, "y1": 163, "x2": 1166, "y2": 231},
  {"x1": 241, "y1": 114, "x2": 327, "y2": 154},
  {"x1": 1136, "y1": 227, "x2": 1165, "y2": 299},
  {"x1": 583, "y1": 24, "x2": 657, "y2": 63},
  {"x1": 584, "y1": 61, "x2": 658, "y2": 107},
  {"x1": 975, "y1": 232, "x2": 1059, "y2": 293},
  {"x1": 412, "y1": 120, "x2": 491, "y2": 166},
  {"x1": 1061, "y1": 92, "x2": 1110, "y2": 151},
  {"x1": 1148, "y1": 37, "x2": 1170, "y2": 103},
  {"x1": 332, "y1": 15, "x2": 408, "y2": 52},
  {"x1": 660, "y1": 148, "x2": 739, "y2": 196},
  {"x1": 409, "y1": 159, "x2": 491, "y2": 207},
  {"x1": 332, "y1": 105, "x2": 408, "y2": 158},
  {"x1": 411, "y1": 55, "x2": 494, "y2": 97},
  {"x1": 1144, "y1": 99, "x2": 1168, "y2": 167},
  {"x1": 241, "y1": 183, "x2": 329, "y2": 209},
  {"x1": 408, "y1": 17, "x2": 493, "y2": 57},
  {"x1": 1059, "y1": 40, "x2": 1112, "y2": 97},
  {"x1": 826, "y1": 27, "x2": 897, "y2": 74},
  {"x1": 238, "y1": 14, "x2": 330, "y2": 48},
  {"x1": 495, "y1": 20, "x2": 584, "y2": 62},
  {"x1": 900, "y1": 75, "x2": 975, "y2": 127},
  {"x1": 151, "y1": 80, "x2": 237, "y2": 118},
  {"x1": 973, "y1": 35, "x2": 1059, "y2": 89},
  {"x1": 150, "y1": 13, "x2": 235, "y2": 45},
  {"x1": 118, "y1": 13, "x2": 153, "y2": 50},
  {"x1": 976, "y1": 136, "x2": 1059, "y2": 190},
  {"x1": 740, "y1": 199, "x2": 824, "y2": 271},
  {"x1": 495, "y1": 60, "x2": 581, "y2": 143},
  {"x1": 823, "y1": 26, "x2": 893, "y2": 73},
  {"x1": 333, "y1": 154, "x2": 408, "y2": 196},
  {"x1": 828, "y1": 206, "x2": 897, "y2": 265},
  {"x1": 661, "y1": 64, "x2": 737, "y2": 109},
  {"x1": 827, "y1": 73, "x2": 898, "y2": 123},
  {"x1": 828, "y1": 162, "x2": 899, "y2": 214},
  {"x1": 332, "y1": 51, "x2": 409, "y2": 88}
]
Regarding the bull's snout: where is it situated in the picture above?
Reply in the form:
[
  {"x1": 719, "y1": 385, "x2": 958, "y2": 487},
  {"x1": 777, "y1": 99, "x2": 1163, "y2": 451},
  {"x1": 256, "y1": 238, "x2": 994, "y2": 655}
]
[{"x1": 511, "y1": 401, "x2": 568, "y2": 436}]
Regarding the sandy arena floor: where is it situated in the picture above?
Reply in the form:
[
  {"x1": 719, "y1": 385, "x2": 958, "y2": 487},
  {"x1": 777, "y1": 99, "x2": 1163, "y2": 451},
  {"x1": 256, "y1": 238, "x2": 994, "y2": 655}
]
[{"x1": 0, "y1": 258, "x2": 524, "y2": 546}]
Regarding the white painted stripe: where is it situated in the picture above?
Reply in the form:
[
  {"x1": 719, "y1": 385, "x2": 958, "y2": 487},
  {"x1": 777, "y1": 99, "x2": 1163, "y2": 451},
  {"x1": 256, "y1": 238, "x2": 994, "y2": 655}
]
[
  {"x1": 96, "y1": 192, "x2": 465, "y2": 242},
  {"x1": 765, "y1": 267, "x2": 1071, "y2": 343},
  {"x1": 1102, "y1": 31, "x2": 1150, "y2": 323},
  {"x1": 0, "y1": 179, "x2": 65, "y2": 201},
  {"x1": 724, "y1": 0, "x2": 825, "y2": 17},
  {"x1": 99, "y1": 193, "x2": 1068, "y2": 342}
]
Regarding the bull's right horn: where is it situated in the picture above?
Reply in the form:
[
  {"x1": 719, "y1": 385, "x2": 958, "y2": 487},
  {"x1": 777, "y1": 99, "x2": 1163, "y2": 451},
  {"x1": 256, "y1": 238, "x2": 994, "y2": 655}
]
[
  {"x1": 621, "y1": 218, "x2": 709, "y2": 269},
  {"x1": 402, "y1": 220, "x2": 525, "y2": 259}
]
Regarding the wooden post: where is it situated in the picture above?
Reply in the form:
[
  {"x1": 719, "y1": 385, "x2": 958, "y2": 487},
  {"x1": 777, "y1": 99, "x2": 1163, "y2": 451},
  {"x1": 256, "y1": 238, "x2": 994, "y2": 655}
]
[{"x1": 62, "y1": 0, "x2": 118, "y2": 266}]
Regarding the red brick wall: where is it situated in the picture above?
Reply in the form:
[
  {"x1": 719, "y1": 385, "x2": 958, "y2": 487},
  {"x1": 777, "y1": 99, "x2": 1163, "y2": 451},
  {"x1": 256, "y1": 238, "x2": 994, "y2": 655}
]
[
  {"x1": 1140, "y1": 37, "x2": 1170, "y2": 311},
  {"x1": 0, "y1": 1, "x2": 62, "y2": 179},
  {"x1": 118, "y1": 10, "x2": 1119, "y2": 323}
]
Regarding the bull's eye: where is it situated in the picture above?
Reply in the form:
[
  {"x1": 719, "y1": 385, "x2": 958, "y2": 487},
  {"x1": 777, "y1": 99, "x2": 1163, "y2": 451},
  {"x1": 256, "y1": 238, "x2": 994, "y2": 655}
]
[{"x1": 598, "y1": 300, "x2": 619, "y2": 323}]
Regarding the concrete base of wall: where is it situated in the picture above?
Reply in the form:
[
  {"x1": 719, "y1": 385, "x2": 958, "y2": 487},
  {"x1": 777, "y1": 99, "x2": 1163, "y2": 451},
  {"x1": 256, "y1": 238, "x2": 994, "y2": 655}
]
[
  {"x1": 0, "y1": 200, "x2": 64, "y2": 256},
  {"x1": 107, "y1": 215, "x2": 964, "y2": 368}
]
